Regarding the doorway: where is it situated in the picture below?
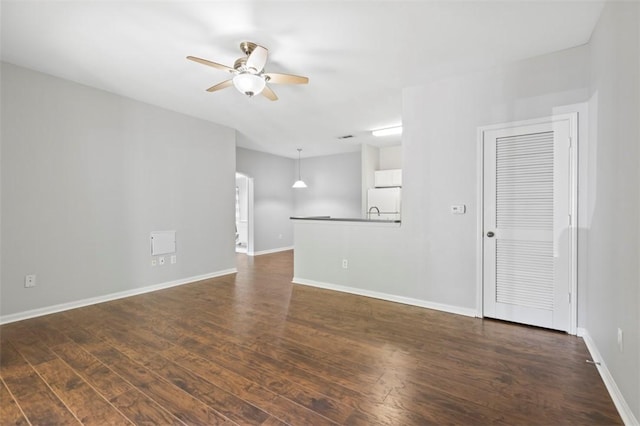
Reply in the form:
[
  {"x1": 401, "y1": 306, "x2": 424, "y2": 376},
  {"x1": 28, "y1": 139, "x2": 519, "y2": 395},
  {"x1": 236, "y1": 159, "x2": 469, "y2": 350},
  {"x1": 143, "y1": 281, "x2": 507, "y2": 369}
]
[
  {"x1": 478, "y1": 113, "x2": 577, "y2": 333},
  {"x1": 235, "y1": 173, "x2": 254, "y2": 255}
]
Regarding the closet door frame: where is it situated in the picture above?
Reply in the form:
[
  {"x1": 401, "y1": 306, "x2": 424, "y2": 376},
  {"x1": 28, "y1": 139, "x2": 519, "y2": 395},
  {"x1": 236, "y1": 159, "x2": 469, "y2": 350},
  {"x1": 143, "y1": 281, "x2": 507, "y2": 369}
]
[{"x1": 476, "y1": 112, "x2": 578, "y2": 335}]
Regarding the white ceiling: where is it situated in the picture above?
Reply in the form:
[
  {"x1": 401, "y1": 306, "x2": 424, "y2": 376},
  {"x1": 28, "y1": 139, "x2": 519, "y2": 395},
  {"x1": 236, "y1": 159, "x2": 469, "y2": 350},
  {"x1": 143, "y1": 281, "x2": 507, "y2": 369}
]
[{"x1": 1, "y1": 1, "x2": 604, "y2": 158}]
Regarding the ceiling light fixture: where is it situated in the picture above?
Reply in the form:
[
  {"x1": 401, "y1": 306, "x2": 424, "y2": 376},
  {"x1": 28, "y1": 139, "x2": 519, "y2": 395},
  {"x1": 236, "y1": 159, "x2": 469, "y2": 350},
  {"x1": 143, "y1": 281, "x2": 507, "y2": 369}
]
[
  {"x1": 292, "y1": 148, "x2": 307, "y2": 188},
  {"x1": 372, "y1": 126, "x2": 403, "y2": 137},
  {"x1": 232, "y1": 73, "x2": 266, "y2": 97}
]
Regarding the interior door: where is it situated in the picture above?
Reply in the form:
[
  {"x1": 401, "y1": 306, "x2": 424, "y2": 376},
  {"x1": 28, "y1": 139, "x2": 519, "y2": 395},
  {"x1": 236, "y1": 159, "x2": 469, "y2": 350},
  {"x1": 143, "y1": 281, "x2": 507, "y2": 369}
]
[{"x1": 482, "y1": 115, "x2": 575, "y2": 332}]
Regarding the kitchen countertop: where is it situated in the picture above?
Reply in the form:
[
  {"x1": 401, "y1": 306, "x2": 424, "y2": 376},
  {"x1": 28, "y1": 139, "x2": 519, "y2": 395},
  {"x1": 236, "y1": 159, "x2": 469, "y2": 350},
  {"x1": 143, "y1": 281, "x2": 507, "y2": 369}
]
[{"x1": 290, "y1": 216, "x2": 401, "y2": 223}]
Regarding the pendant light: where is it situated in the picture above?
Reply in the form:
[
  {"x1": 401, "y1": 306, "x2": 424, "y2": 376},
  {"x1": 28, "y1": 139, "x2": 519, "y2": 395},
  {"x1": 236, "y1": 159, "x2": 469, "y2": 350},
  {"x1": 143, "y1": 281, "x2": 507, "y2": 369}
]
[{"x1": 292, "y1": 148, "x2": 307, "y2": 188}]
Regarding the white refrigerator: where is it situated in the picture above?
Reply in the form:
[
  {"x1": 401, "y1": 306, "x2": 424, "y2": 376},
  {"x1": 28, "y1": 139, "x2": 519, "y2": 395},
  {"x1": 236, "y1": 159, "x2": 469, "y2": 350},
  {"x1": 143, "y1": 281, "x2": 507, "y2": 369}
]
[{"x1": 367, "y1": 187, "x2": 401, "y2": 220}]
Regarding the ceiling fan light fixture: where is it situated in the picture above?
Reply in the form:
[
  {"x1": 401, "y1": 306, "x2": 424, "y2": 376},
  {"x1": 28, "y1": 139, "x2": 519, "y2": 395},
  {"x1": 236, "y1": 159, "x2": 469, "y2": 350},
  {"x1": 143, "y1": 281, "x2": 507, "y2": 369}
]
[{"x1": 233, "y1": 73, "x2": 266, "y2": 97}]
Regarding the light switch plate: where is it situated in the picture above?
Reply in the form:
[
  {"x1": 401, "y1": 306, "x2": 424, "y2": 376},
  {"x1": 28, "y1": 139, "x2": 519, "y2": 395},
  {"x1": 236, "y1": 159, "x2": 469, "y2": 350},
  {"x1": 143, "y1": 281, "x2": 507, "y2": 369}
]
[{"x1": 451, "y1": 205, "x2": 466, "y2": 214}]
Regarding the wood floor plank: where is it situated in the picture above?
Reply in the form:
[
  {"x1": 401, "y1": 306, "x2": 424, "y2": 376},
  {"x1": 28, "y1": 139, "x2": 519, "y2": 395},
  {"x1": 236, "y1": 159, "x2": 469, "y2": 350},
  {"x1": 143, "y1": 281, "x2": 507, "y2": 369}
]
[
  {"x1": 1, "y1": 343, "x2": 80, "y2": 425},
  {"x1": 115, "y1": 300, "x2": 376, "y2": 406},
  {"x1": 3, "y1": 326, "x2": 59, "y2": 368},
  {"x1": 129, "y1": 290, "x2": 388, "y2": 396},
  {"x1": 259, "y1": 416, "x2": 290, "y2": 426},
  {"x1": 0, "y1": 378, "x2": 29, "y2": 426},
  {"x1": 51, "y1": 342, "x2": 131, "y2": 401},
  {"x1": 35, "y1": 358, "x2": 132, "y2": 425},
  {"x1": 2, "y1": 356, "x2": 80, "y2": 425},
  {"x1": 100, "y1": 334, "x2": 272, "y2": 425},
  {"x1": 161, "y1": 345, "x2": 337, "y2": 426},
  {"x1": 0, "y1": 337, "x2": 31, "y2": 374},
  {"x1": 13, "y1": 316, "x2": 72, "y2": 347},
  {"x1": 51, "y1": 341, "x2": 184, "y2": 425},
  {"x1": 383, "y1": 389, "x2": 506, "y2": 425},
  {"x1": 108, "y1": 389, "x2": 185, "y2": 426},
  {"x1": 82, "y1": 343, "x2": 235, "y2": 425},
  {"x1": 374, "y1": 349, "x2": 594, "y2": 420},
  {"x1": 175, "y1": 334, "x2": 355, "y2": 424},
  {"x1": 84, "y1": 296, "x2": 356, "y2": 423},
  {"x1": 0, "y1": 250, "x2": 622, "y2": 425}
]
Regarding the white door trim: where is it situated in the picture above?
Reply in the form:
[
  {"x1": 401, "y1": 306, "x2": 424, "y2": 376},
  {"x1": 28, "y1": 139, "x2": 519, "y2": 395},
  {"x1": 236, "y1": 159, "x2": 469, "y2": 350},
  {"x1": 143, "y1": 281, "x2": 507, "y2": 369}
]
[
  {"x1": 235, "y1": 172, "x2": 255, "y2": 255},
  {"x1": 476, "y1": 113, "x2": 578, "y2": 335}
]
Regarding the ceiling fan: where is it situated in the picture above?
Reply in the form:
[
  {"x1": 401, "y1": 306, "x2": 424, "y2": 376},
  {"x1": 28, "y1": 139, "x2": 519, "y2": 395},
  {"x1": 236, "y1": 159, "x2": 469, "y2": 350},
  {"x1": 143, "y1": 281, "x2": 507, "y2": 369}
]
[{"x1": 187, "y1": 41, "x2": 309, "y2": 101}]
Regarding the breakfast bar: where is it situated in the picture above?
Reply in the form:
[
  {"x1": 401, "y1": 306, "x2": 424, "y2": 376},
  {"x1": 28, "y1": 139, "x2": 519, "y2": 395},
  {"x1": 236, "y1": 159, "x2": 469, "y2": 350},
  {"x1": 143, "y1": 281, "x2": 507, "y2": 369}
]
[{"x1": 290, "y1": 216, "x2": 405, "y2": 302}]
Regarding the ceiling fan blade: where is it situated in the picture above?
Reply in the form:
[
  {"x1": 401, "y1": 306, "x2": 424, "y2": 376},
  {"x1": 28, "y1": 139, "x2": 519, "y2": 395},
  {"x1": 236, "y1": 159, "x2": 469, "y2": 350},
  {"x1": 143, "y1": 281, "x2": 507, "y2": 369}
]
[
  {"x1": 206, "y1": 79, "x2": 233, "y2": 92},
  {"x1": 264, "y1": 73, "x2": 309, "y2": 85},
  {"x1": 262, "y1": 85, "x2": 278, "y2": 101},
  {"x1": 187, "y1": 56, "x2": 234, "y2": 73},
  {"x1": 246, "y1": 45, "x2": 268, "y2": 73}
]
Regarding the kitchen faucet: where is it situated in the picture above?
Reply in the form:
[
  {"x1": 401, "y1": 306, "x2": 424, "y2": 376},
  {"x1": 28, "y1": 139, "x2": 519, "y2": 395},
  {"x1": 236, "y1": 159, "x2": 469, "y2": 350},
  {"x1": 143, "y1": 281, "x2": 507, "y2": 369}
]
[{"x1": 368, "y1": 206, "x2": 380, "y2": 217}]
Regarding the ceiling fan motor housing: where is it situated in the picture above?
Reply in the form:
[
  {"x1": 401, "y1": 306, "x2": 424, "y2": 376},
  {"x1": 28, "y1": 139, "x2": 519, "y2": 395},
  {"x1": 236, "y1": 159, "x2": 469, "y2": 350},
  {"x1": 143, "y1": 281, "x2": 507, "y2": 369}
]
[
  {"x1": 234, "y1": 57, "x2": 248, "y2": 72},
  {"x1": 239, "y1": 41, "x2": 258, "y2": 56}
]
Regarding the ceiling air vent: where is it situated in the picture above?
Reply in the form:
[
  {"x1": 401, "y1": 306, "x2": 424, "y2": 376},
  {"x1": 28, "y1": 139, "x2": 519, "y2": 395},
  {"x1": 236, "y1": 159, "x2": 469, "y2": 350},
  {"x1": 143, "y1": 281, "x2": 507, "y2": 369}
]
[{"x1": 338, "y1": 134, "x2": 355, "y2": 140}]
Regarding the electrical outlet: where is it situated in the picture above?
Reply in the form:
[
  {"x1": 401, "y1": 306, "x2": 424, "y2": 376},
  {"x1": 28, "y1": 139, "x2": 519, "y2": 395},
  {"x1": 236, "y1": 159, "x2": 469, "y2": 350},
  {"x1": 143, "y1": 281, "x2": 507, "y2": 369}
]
[
  {"x1": 25, "y1": 274, "x2": 36, "y2": 288},
  {"x1": 342, "y1": 259, "x2": 348, "y2": 269},
  {"x1": 278, "y1": 234, "x2": 283, "y2": 240},
  {"x1": 159, "y1": 256, "x2": 165, "y2": 265},
  {"x1": 151, "y1": 259, "x2": 157, "y2": 266},
  {"x1": 170, "y1": 255, "x2": 177, "y2": 264},
  {"x1": 617, "y1": 328, "x2": 624, "y2": 352}
]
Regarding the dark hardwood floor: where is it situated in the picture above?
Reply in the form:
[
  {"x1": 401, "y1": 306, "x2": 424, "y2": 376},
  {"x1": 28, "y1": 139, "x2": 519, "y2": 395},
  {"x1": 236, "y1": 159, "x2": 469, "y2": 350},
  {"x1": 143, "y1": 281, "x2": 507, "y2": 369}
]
[{"x1": 1, "y1": 250, "x2": 621, "y2": 425}]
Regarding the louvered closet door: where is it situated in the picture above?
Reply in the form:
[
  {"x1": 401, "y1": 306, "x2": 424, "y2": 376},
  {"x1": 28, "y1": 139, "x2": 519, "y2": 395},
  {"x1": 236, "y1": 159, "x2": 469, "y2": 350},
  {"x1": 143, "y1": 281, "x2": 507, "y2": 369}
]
[{"x1": 483, "y1": 118, "x2": 572, "y2": 332}]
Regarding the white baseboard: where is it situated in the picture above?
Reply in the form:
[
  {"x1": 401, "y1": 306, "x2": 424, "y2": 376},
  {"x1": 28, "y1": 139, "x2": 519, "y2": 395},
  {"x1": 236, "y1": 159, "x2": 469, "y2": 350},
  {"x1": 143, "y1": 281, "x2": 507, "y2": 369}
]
[
  {"x1": 0, "y1": 268, "x2": 237, "y2": 325},
  {"x1": 292, "y1": 277, "x2": 476, "y2": 318},
  {"x1": 249, "y1": 246, "x2": 294, "y2": 256},
  {"x1": 578, "y1": 328, "x2": 638, "y2": 425}
]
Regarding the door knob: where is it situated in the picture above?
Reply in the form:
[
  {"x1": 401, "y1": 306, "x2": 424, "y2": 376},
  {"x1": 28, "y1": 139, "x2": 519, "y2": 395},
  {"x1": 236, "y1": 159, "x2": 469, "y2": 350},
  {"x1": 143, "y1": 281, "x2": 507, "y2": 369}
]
[{"x1": 487, "y1": 231, "x2": 495, "y2": 238}]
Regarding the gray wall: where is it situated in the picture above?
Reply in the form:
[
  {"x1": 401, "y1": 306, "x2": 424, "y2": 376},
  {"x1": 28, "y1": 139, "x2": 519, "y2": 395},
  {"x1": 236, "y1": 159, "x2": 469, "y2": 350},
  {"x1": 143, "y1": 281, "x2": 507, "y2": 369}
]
[
  {"x1": 295, "y1": 48, "x2": 592, "y2": 311},
  {"x1": 379, "y1": 145, "x2": 402, "y2": 170},
  {"x1": 294, "y1": 46, "x2": 589, "y2": 306},
  {"x1": 586, "y1": 2, "x2": 639, "y2": 418},
  {"x1": 361, "y1": 144, "x2": 379, "y2": 215},
  {"x1": 293, "y1": 151, "x2": 361, "y2": 218},
  {"x1": 235, "y1": 148, "x2": 363, "y2": 254},
  {"x1": 296, "y1": 44, "x2": 591, "y2": 304},
  {"x1": 1, "y1": 62, "x2": 237, "y2": 319},
  {"x1": 236, "y1": 146, "x2": 295, "y2": 253},
  {"x1": 402, "y1": 45, "x2": 590, "y2": 308}
]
